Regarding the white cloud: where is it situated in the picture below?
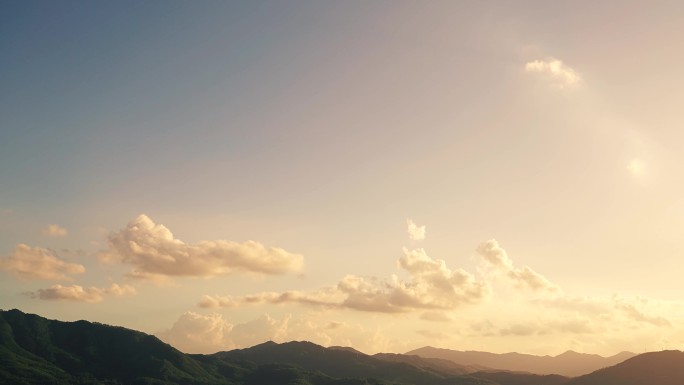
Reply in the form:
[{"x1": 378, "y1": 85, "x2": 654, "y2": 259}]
[
  {"x1": 29, "y1": 283, "x2": 136, "y2": 303},
  {"x1": 200, "y1": 247, "x2": 490, "y2": 313},
  {"x1": 406, "y1": 219, "x2": 426, "y2": 241},
  {"x1": 477, "y1": 239, "x2": 559, "y2": 293},
  {"x1": 0, "y1": 244, "x2": 85, "y2": 281},
  {"x1": 158, "y1": 311, "x2": 395, "y2": 354},
  {"x1": 157, "y1": 312, "x2": 235, "y2": 353},
  {"x1": 525, "y1": 58, "x2": 581, "y2": 88},
  {"x1": 102, "y1": 214, "x2": 304, "y2": 280},
  {"x1": 43, "y1": 224, "x2": 68, "y2": 237}
]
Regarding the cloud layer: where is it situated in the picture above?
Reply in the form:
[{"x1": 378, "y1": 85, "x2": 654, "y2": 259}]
[
  {"x1": 200, "y1": 246, "x2": 490, "y2": 313},
  {"x1": 0, "y1": 244, "x2": 85, "y2": 280},
  {"x1": 158, "y1": 311, "x2": 393, "y2": 354},
  {"x1": 28, "y1": 283, "x2": 136, "y2": 303},
  {"x1": 102, "y1": 215, "x2": 304, "y2": 280}
]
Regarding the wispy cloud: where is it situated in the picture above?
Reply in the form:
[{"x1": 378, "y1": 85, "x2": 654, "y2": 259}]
[
  {"x1": 101, "y1": 214, "x2": 304, "y2": 280},
  {"x1": 0, "y1": 244, "x2": 85, "y2": 281},
  {"x1": 477, "y1": 239, "x2": 560, "y2": 293},
  {"x1": 28, "y1": 283, "x2": 136, "y2": 303},
  {"x1": 525, "y1": 58, "x2": 581, "y2": 88},
  {"x1": 43, "y1": 224, "x2": 68, "y2": 238}
]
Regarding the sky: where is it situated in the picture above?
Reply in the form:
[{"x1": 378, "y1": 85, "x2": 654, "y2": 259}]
[{"x1": 2, "y1": 0, "x2": 684, "y2": 356}]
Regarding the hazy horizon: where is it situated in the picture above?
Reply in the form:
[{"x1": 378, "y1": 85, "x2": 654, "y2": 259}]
[{"x1": 3, "y1": 1, "x2": 684, "y2": 357}]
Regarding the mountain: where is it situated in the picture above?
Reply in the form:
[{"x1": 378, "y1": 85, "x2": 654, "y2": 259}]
[
  {"x1": 0, "y1": 309, "x2": 494, "y2": 385},
  {"x1": 406, "y1": 346, "x2": 635, "y2": 376},
  {"x1": 469, "y1": 371, "x2": 569, "y2": 385},
  {"x1": 0, "y1": 308, "x2": 224, "y2": 385},
  {"x1": 211, "y1": 340, "x2": 495, "y2": 385},
  {"x1": 372, "y1": 353, "x2": 487, "y2": 376},
  {"x1": 564, "y1": 350, "x2": 684, "y2": 385}
]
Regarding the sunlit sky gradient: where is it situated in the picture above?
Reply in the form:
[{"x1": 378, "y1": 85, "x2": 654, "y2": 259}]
[{"x1": 3, "y1": 1, "x2": 684, "y2": 356}]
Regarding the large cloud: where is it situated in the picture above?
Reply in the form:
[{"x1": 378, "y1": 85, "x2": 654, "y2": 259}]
[
  {"x1": 157, "y1": 312, "x2": 235, "y2": 353},
  {"x1": 477, "y1": 239, "x2": 559, "y2": 292},
  {"x1": 0, "y1": 244, "x2": 85, "y2": 280},
  {"x1": 102, "y1": 215, "x2": 304, "y2": 280},
  {"x1": 28, "y1": 283, "x2": 136, "y2": 303},
  {"x1": 157, "y1": 311, "x2": 394, "y2": 354},
  {"x1": 200, "y1": 247, "x2": 490, "y2": 313}
]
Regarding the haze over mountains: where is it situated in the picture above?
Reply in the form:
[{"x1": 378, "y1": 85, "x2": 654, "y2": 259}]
[
  {"x1": 1, "y1": 309, "x2": 679, "y2": 385},
  {"x1": 407, "y1": 347, "x2": 636, "y2": 377}
]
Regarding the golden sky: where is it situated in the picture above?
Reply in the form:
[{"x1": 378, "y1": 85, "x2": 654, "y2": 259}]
[{"x1": 2, "y1": 1, "x2": 684, "y2": 356}]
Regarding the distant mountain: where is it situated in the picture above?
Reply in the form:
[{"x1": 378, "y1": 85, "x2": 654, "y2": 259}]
[
  {"x1": 564, "y1": 350, "x2": 684, "y2": 385},
  {"x1": 373, "y1": 353, "x2": 487, "y2": 375},
  {"x1": 211, "y1": 340, "x2": 495, "y2": 385},
  {"x1": 406, "y1": 347, "x2": 635, "y2": 376},
  {"x1": 469, "y1": 371, "x2": 569, "y2": 385}
]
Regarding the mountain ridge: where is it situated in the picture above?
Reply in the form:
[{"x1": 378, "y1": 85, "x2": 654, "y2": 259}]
[
  {"x1": 406, "y1": 346, "x2": 636, "y2": 376},
  {"x1": 0, "y1": 309, "x2": 494, "y2": 385}
]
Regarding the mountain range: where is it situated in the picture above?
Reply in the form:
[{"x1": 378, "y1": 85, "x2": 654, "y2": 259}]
[
  {"x1": 0, "y1": 309, "x2": 679, "y2": 385},
  {"x1": 406, "y1": 346, "x2": 636, "y2": 376}
]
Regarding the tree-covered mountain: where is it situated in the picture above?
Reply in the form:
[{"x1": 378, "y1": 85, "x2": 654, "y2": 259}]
[
  {"x1": 406, "y1": 346, "x2": 635, "y2": 376},
  {"x1": 3, "y1": 309, "x2": 678, "y2": 385},
  {"x1": 0, "y1": 308, "x2": 233, "y2": 385},
  {"x1": 0, "y1": 309, "x2": 493, "y2": 385}
]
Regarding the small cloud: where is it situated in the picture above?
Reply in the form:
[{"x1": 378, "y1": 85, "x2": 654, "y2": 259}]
[
  {"x1": 477, "y1": 239, "x2": 559, "y2": 293},
  {"x1": 525, "y1": 58, "x2": 581, "y2": 88},
  {"x1": 416, "y1": 329, "x2": 450, "y2": 339},
  {"x1": 0, "y1": 244, "x2": 85, "y2": 281},
  {"x1": 407, "y1": 219, "x2": 426, "y2": 241},
  {"x1": 614, "y1": 298, "x2": 670, "y2": 327},
  {"x1": 420, "y1": 312, "x2": 452, "y2": 322},
  {"x1": 27, "y1": 283, "x2": 136, "y2": 303},
  {"x1": 43, "y1": 224, "x2": 68, "y2": 238},
  {"x1": 627, "y1": 158, "x2": 645, "y2": 176},
  {"x1": 101, "y1": 214, "x2": 304, "y2": 280},
  {"x1": 326, "y1": 321, "x2": 344, "y2": 330}
]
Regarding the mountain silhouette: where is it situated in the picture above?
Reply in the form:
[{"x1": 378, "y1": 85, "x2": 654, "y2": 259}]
[
  {"x1": 406, "y1": 346, "x2": 635, "y2": 376},
  {"x1": 0, "y1": 309, "x2": 494, "y2": 385},
  {"x1": 212, "y1": 340, "x2": 493, "y2": 385},
  {"x1": 0, "y1": 308, "x2": 222, "y2": 384},
  {"x1": 564, "y1": 350, "x2": 684, "y2": 385},
  {"x1": 372, "y1": 353, "x2": 487, "y2": 376}
]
